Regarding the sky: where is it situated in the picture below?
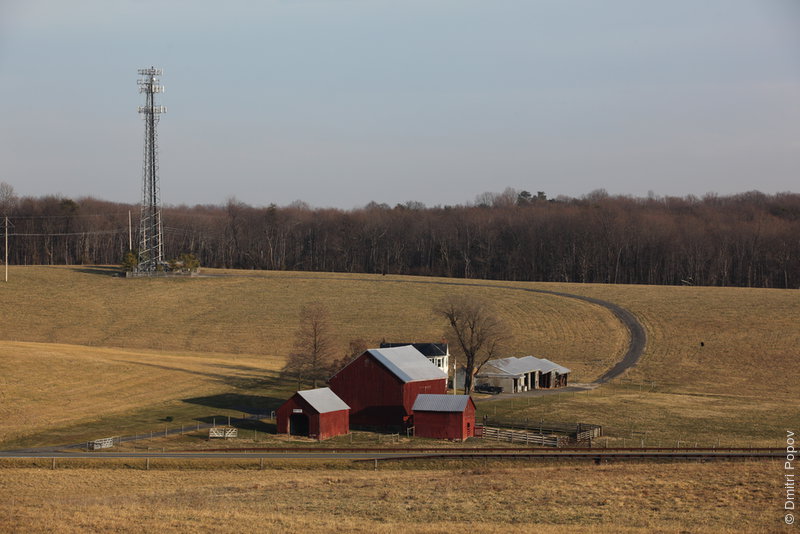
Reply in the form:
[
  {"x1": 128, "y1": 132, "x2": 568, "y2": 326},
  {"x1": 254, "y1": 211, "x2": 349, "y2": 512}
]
[{"x1": 1, "y1": 0, "x2": 798, "y2": 209}]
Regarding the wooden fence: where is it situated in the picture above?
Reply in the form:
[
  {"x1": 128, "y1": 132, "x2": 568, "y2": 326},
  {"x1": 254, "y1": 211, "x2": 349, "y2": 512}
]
[
  {"x1": 209, "y1": 427, "x2": 238, "y2": 439},
  {"x1": 479, "y1": 426, "x2": 566, "y2": 447},
  {"x1": 483, "y1": 418, "x2": 602, "y2": 442},
  {"x1": 87, "y1": 437, "x2": 116, "y2": 450}
]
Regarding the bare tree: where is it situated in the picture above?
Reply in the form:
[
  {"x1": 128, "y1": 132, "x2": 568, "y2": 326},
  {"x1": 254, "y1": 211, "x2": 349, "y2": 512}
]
[
  {"x1": 0, "y1": 182, "x2": 16, "y2": 216},
  {"x1": 325, "y1": 338, "x2": 369, "y2": 378},
  {"x1": 283, "y1": 301, "x2": 338, "y2": 388},
  {"x1": 434, "y1": 294, "x2": 511, "y2": 393}
]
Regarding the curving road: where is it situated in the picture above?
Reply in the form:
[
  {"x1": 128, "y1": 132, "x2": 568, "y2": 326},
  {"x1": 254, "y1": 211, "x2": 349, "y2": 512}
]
[{"x1": 335, "y1": 276, "x2": 648, "y2": 386}]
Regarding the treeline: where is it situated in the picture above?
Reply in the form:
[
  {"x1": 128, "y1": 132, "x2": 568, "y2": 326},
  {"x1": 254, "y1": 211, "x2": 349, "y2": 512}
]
[{"x1": 2, "y1": 186, "x2": 799, "y2": 288}]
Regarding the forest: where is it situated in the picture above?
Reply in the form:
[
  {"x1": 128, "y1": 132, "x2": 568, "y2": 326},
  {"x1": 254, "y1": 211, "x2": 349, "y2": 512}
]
[{"x1": 1, "y1": 185, "x2": 798, "y2": 289}]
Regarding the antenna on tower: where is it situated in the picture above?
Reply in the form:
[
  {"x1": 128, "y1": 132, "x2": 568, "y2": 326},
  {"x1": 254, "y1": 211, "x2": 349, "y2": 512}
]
[{"x1": 136, "y1": 66, "x2": 167, "y2": 273}]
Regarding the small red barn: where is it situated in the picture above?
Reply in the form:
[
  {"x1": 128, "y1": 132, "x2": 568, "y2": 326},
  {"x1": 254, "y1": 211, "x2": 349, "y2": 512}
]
[
  {"x1": 328, "y1": 346, "x2": 447, "y2": 429},
  {"x1": 412, "y1": 394, "x2": 476, "y2": 441},
  {"x1": 276, "y1": 387, "x2": 350, "y2": 440}
]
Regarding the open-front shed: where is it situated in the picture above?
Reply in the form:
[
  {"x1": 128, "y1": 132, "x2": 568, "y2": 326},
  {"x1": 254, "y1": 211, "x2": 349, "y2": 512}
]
[
  {"x1": 412, "y1": 394, "x2": 476, "y2": 441},
  {"x1": 475, "y1": 356, "x2": 571, "y2": 392},
  {"x1": 276, "y1": 387, "x2": 350, "y2": 440}
]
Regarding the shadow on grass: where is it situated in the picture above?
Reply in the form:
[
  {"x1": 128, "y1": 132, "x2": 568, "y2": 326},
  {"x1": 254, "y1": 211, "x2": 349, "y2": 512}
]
[
  {"x1": 183, "y1": 392, "x2": 285, "y2": 415},
  {"x1": 70, "y1": 266, "x2": 123, "y2": 277},
  {"x1": 118, "y1": 361, "x2": 287, "y2": 391},
  {"x1": 191, "y1": 413, "x2": 277, "y2": 433}
]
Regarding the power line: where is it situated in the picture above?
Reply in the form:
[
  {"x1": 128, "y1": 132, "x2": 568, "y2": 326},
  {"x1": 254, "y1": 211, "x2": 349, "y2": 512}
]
[
  {"x1": 8, "y1": 230, "x2": 126, "y2": 237},
  {"x1": 7, "y1": 212, "x2": 133, "y2": 221}
]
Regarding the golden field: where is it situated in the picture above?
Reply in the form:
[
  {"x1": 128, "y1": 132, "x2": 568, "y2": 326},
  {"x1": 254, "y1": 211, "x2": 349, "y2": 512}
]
[
  {"x1": 1, "y1": 266, "x2": 798, "y2": 532},
  {"x1": 0, "y1": 461, "x2": 791, "y2": 533},
  {"x1": 1, "y1": 266, "x2": 797, "y2": 448}
]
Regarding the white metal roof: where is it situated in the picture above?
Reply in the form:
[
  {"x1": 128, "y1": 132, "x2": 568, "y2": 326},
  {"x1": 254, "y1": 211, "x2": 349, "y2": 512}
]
[
  {"x1": 536, "y1": 357, "x2": 571, "y2": 375},
  {"x1": 413, "y1": 394, "x2": 472, "y2": 412},
  {"x1": 367, "y1": 346, "x2": 448, "y2": 383},
  {"x1": 478, "y1": 356, "x2": 571, "y2": 377},
  {"x1": 491, "y1": 356, "x2": 537, "y2": 376},
  {"x1": 296, "y1": 387, "x2": 350, "y2": 414}
]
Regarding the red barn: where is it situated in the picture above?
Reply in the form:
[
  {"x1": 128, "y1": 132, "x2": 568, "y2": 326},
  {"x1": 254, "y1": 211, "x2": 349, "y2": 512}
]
[
  {"x1": 328, "y1": 346, "x2": 448, "y2": 429},
  {"x1": 412, "y1": 394, "x2": 476, "y2": 441},
  {"x1": 276, "y1": 387, "x2": 350, "y2": 440}
]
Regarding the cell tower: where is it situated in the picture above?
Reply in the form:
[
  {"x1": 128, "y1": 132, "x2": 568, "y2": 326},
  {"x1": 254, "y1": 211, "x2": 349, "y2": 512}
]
[{"x1": 136, "y1": 67, "x2": 167, "y2": 273}]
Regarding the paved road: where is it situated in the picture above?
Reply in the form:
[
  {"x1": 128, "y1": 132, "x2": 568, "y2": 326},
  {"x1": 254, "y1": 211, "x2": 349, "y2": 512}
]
[{"x1": 0, "y1": 448, "x2": 781, "y2": 462}]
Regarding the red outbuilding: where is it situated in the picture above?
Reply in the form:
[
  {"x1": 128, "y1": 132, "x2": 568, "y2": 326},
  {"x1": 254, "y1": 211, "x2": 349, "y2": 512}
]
[
  {"x1": 328, "y1": 346, "x2": 448, "y2": 429},
  {"x1": 412, "y1": 394, "x2": 476, "y2": 441},
  {"x1": 276, "y1": 387, "x2": 350, "y2": 440}
]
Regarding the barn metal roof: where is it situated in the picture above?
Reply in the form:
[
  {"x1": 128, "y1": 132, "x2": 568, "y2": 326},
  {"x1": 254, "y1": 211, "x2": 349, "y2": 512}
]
[
  {"x1": 296, "y1": 387, "x2": 350, "y2": 414},
  {"x1": 478, "y1": 356, "x2": 571, "y2": 377},
  {"x1": 367, "y1": 346, "x2": 448, "y2": 383},
  {"x1": 536, "y1": 357, "x2": 571, "y2": 375},
  {"x1": 413, "y1": 394, "x2": 471, "y2": 412},
  {"x1": 489, "y1": 357, "x2": 536, "y2": 376}
]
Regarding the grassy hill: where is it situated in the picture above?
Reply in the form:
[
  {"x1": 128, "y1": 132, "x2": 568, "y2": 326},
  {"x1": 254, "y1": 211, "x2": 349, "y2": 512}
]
[{"x1": 1, "y1": 265, "x2": 798, "y2": 448}]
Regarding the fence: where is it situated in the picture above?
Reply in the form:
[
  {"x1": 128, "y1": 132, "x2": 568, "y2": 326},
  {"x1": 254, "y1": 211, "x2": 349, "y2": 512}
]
[
  {"x1": 483, "y1": 418, "x2": 602, "y2": 442},
  {"x1": 79, "y1": 413, "x2": 273, "y2": 451},
  {"x1": 209, "y1": 427, "x2": 238, "y2": 439},
  {"x1": 87, "y1": 437, "x2": 116, "y2": 450},
  {"x1": 479, "y1": 426, "x2": 566, "y2": 447}
]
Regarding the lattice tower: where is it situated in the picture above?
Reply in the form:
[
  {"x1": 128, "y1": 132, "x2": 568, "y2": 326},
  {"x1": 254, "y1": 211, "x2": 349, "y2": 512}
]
[{"x1": 136, "y1": 67, "x2": 167, "y2": 272}]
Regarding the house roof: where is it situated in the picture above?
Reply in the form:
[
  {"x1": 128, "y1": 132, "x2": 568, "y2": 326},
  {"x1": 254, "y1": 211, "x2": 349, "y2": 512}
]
[
  {"x1": 380, "y1": 342, "x2": 449, "y2": 358},
  {"x1": 296, "y1": 387, "x2": 350, "y2": 414},
  {"x1": 367, "y1": 346, "x2": 448, "y2": 383},
  {"x1": 413, "y1": 394, "x2": 472, "y2": 412}
]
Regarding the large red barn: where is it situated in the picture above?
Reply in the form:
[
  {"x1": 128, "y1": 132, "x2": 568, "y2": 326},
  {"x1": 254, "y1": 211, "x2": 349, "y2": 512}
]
[
  {"x1": 412, "y1": 394, "x2": 476, "y2": 441},
  {"x1": 276, "y1": 387, "x2": 350, "y2": 440},
  {"x1": 328, "y1": 346, "x2": 447, "y2": 429}
]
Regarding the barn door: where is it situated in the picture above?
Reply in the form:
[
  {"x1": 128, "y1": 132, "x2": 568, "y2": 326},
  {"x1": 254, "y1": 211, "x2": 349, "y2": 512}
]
[{"x1": 289, "y1": 413, "x2": 310, "y2": 436}]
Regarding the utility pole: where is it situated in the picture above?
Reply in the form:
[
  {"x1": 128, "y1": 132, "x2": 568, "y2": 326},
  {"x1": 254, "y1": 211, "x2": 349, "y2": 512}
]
[
  {"x1": 452, "y1": 355, "x2": 457, "y2": 394},
  {"x1": 4, "y1": 216, "x2": 8, "y2": 283}
]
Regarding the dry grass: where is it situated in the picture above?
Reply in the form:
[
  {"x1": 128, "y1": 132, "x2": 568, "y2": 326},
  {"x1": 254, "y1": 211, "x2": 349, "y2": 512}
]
[
  {"x1": 1, "y1": 266, "x2": 797, "y2": 449},
  {"x1": 0, "y1": 340, "x2": 287, "y2": 447},
  {"x1": 0, "y1": 461, "x2": 788, "y2": 533},
  {"x1": 471, "y1": 283, "x2": 800, "y2": 447},
  {"x1": 0, "y1": 267, "x2": 626, "y2": 380},
  {"x1": 1, "y1": 266, "x2": 798, "y2": 532},
  {"x1": 529, "y1": 282, "x2": 800, "y2": 396}
]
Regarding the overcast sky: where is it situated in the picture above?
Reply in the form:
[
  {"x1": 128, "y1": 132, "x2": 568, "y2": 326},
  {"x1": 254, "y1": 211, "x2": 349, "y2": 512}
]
[{"x1": 1, "y1": 0, "x2": 798, "y2": 209}]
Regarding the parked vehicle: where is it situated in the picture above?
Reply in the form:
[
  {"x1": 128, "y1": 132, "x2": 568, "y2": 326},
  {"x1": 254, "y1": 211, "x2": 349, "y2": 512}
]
[{"x1": 474, "y1": 384, "x2": 503, "y2": 395}]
